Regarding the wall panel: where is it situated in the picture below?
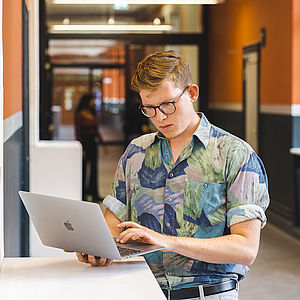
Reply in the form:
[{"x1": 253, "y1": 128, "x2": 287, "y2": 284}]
[
  {"x1": 2, "y1": 0, "x2": 23, "y2": 257},
  {"x1": 3, "y1": 129, "x2": 22, "y2": 257}
]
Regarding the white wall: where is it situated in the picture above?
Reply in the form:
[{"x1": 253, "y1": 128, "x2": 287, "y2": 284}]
[
  {"x1": 29, "y1": 141, "x2": 82, "y2": 257},
  {"x1": 28, "y1": 0, "x2": 82, "y2": 257},
  {"x1": 0, "y1": 0, "x2": 4, "y2": 266}
]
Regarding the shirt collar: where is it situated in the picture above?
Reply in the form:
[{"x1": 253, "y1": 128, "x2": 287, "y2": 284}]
[
  {"x1": 153, "y1": 112, "x2": 211, "y2": 148},
  {"x1": 193, "y1": 113, "x2": 211, "y2": 148}
]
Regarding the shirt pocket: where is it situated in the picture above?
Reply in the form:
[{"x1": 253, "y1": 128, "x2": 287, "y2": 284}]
[{"x1": 181, "y1": 179, "x2": 226, "y2": 237}]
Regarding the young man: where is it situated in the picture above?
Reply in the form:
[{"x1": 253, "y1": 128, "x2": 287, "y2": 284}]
[{"x1": 76, "y1": 50, "x2": 270, "y2": 300}]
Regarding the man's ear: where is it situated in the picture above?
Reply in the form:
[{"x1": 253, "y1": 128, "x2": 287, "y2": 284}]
[{"x1": 188, "y1": 84, "x2": 199, "y2": 102}]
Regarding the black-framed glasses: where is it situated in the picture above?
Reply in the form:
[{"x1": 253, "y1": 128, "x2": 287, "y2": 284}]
[{"x1": 139, "y1": 86, "x2": 189, "y2": 118}]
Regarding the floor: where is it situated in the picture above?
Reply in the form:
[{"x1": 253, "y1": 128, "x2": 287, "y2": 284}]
[
  {"x1": 58, "y1": 115, "x2": 300, "y2": 300},
  {"x1": 239, "y1": 223, "x2": 300, "y2": 300}
]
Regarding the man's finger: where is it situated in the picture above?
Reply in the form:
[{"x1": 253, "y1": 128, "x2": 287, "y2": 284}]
[
  {"x1": 117, "y1": 228, "x2": 140, "y2": 243},
  {"x1": 98, "y1": 257, "x2": 113, "y2": 266},
  {"x1": 76, "y1": 252, "x2": 89, "y2": 263},
  {"x1": 88, "y1": 255, "x2": 101, "y2": 267},
  {"x1": 104, "y1": 258, "x2": 113, "y2": 266},
  {"x1": 117, "y1": 221, "x2": 142, "y2": 229}
]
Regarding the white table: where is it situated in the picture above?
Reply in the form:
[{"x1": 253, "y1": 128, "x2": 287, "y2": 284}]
[
  {"x1": 0, "y1": 257, "x2": 166, "y2": 300},
  {"x1": 290, "y1": 147, "x2": 300, "y2": 156}
]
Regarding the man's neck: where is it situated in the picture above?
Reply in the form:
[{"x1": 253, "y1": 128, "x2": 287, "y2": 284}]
[{"x1": 168, "y1": 113, "x2": 201, "y2": 163}]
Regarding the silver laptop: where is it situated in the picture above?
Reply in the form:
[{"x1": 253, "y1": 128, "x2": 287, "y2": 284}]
[{"x1": 19, "y1": 191, "x2": 164, "y2": 260}]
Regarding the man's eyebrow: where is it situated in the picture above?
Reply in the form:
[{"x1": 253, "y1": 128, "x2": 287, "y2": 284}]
[
  {"x1": 142, "y1": 96, "x2": 177, "y2": 107},
  {"x1": 166, "y1": 55, "x2": 179, "y2": 59},
  {"x1": 142, "y1": 92, "x2": 182, "y2": 106}
]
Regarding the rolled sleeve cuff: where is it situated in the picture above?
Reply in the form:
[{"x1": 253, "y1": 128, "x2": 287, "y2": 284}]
[
  {"x1": 103, "y1": 195, "x2": 127, "y2": 222},
  {"x1": 227, "y1": 204, "x2": 267, "y2": 228}
]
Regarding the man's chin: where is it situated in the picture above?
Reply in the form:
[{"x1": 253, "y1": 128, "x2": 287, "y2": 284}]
[{"x1": 162, "y1": 133, "x2": 177, "y2": 141}]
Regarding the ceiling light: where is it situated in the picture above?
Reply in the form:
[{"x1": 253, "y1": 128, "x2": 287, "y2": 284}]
[
  {"x1": 153, "y1": 18, "x2": 161, "y2": 25},
  {"x1": 62, "y1": 17, "x2": 70, "y2": 25},
  {"x1": 108, "y1": 17, "x2": 115, "y2": 25},
  {"x1": 49, "y1": 24, "x2": 172, "y2": 33},
  {"x1": 49, "y1": 0, "x2": 224, "y2": 5}
]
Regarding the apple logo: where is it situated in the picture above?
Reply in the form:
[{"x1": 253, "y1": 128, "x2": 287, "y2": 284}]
[{"x1": 64, "y1": 220, "x2": 74, "y2": 231}]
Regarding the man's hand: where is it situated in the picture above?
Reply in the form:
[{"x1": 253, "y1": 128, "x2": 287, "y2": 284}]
[
  {"x1": 76, "y1": 252, "x2": 113, "y2": 267},
  {"x1": 116, "y1": 221, "x2": 171, "y2": 250},
  {"x1": 64, "y1": 250, "x2": 113, "y2": 267},
  {"x1": 116, "y1": 219, "x2": 262, "y2": 266}
]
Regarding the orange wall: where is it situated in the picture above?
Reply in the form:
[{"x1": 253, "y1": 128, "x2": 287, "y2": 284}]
[
  {"x1": 102, "y1": 47, "x2": 125, "y2": 100},
  {"x1": 102, "y1": 69, "x2": 125, "y2": 100},
  {"x1": 2, "y1": 0, "x2": 22, "y2": 119},
  {"x1": 208, "y1": 0, "x2": 292, "y2": 106},
  {"x1": 292, "y1": 0, "x2": 300, "y2": 105}
]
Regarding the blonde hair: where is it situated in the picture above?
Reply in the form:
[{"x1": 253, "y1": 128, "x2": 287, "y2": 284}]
[{"x1": 131, "y1": 50, "x2": 193, "y2": 92}]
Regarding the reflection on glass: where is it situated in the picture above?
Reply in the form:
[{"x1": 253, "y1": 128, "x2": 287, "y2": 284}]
[{"x1": 46, "y1": 4, "x2": 203, "y2": 34}]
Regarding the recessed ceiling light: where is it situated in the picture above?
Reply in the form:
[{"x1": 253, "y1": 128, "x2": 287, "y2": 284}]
[
  {"x1": 62, "y1": 17, "x2": 70, "y2": 25},
  {"x1": 153, "y1": 18, "x2": 161, "y2": 25},
  {"x1": 108, "y1": 17, "x2": 115, "y2": 25},
  {"x1": 49, "y1": 24, "x2": 173, "y2": 33},
  {"x1": 49, "y1": 0, "x2": 224, "y2": 5}
]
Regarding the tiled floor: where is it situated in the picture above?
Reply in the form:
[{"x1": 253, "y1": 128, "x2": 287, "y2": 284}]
[{"x1": 239, "y1": 223, "x2": 300, "y2": 300}]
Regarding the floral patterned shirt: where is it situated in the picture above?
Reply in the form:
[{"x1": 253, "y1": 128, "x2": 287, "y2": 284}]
[{"x1": 104, "y1": 113, "x2": 269, "y2": 290}]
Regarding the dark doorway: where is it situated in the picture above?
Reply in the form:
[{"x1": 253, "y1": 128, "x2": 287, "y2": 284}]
[{"x1": 21, "y1": 0, "x2": 30, "y2": 257}]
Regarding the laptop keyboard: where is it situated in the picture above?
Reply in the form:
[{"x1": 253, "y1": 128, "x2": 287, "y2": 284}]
[{"x1": 117, "y1": 246, "x2": 143, "y2": 257}]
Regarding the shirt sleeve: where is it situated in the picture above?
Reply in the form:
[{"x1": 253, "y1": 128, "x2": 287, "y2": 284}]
[
  {"x1": 103, "y1": 153, "x2": 128, "y2": 222},
  {"x1": 225, "y1": 139, "x2": 270, "y2": 228},
  {"x1": 103, "y1": 134, "x2": 156, "y2": 223}
]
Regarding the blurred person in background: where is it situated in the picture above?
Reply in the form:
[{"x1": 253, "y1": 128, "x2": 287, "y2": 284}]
[{"x1": 75, "y1": 94, "x2": 103, "y2": 202}]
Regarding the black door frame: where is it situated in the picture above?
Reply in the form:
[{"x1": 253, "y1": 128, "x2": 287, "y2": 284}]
[
  {"x1": 21, "y1": 0, "x2": 30, "y2": 257},
  {"x1": 41, "y1": 33, "x2": 206, "y2": 140},
  {"x1": 40, "y1": 0, "x2": 209, "y2": 140}
]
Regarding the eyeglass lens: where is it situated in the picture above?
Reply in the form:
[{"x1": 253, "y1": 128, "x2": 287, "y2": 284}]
[
  {"x1": 141, "y1": 102, "x2": 175, "y2": 118},
  {"x1": 140, "y1": 86, "x2": 188, "y2": 118}
]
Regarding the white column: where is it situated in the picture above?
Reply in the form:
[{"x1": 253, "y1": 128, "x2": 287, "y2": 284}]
[{"x1": 28, "y1": 0, "x2": 82, "y2": 257}]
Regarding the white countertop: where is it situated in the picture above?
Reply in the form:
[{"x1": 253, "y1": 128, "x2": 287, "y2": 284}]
[
  {"x1": 290, "y1": 148, "x2": 300, "y2": 156},
  {"x1": 0, "y1": 257, "x2": 166, "y2": 300}
]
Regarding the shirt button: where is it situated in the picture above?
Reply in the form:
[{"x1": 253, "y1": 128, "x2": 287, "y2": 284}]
[
  {"x1": 166, "y1": 222, "x2": 171, "y2": 227},
  {"x1": 167, "y1": 197, "x2": 172, "y2": 202},
  {"x1": 203, "y1": 183, "x2": 208, "y2": 187},
  {"x1": 169, "y1": 173, "x2": 173, "y2": 178}
]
